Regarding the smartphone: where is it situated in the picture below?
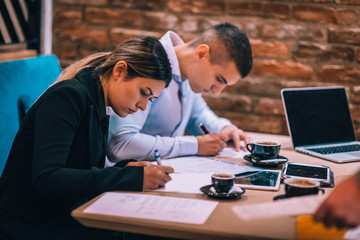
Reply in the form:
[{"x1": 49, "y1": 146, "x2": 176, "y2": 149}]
[
  {"x1": 235, "y1": 170, "x2": 282, "y2": 191},
  {"x1": 282, "y1": 162, "x2": 331, "y2": 185}
]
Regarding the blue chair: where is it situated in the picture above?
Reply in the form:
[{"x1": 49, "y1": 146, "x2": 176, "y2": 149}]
[{"x1": 0, "y1": 55, "x2": 61, "y2": 176}]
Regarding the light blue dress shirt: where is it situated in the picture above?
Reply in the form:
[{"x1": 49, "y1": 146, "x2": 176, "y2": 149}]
[{"x1": 107, "y1": 31, "x2": 232, "y2": 162}]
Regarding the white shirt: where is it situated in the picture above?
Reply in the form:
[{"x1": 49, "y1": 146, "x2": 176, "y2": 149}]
[{"x1": 107, "y1": 31, "x2": 232, "y2": 162}]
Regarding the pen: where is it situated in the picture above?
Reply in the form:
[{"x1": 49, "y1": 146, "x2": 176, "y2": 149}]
[
  {"x1": 154, "y1": 149, "x2": 162, "y2": 165},
  {"x1": 199, "y1": 123, "x2": 210, "y2": 134}
]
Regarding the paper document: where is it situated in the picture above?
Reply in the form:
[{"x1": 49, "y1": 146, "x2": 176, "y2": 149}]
[
  {"x1": 216, "y1": 147, "x2": 247, "y2": 159},
  {"x1": 84, "y1": 192, "x2": 218, "y2": 224},
  {"x1": 345, "y1": 226, "x2": 360, "y2": 239},
  {"x1": 162, "y1": 156, "x2": 258, "y2": 174},
  {"x1": 232, "y1": 195, "x2": 326, "y2": 220},
  {"x1": 156, "y1": 173, "x2": 212, "y2": 194}
]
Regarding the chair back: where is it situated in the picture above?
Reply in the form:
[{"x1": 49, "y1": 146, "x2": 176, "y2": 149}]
[{"x1": 0, "y1": 55, "x2": 61, "y2": 176}]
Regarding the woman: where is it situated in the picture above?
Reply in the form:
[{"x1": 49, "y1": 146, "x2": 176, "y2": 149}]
[{"x1": 0, "y1": 36, "x2": 174, "y2": 239}]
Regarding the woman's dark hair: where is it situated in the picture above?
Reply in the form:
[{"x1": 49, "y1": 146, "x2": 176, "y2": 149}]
[{"x1": 56, "y1": 36, "x2": 172, "y2": 87}]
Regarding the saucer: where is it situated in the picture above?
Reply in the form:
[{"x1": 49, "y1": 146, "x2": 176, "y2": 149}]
[
  {"x1": 243, "y1": 154, "x2": 288, "y2": 167},
  {"x1": 200, "y1": 185, "x2": 245, "y2": 199}
]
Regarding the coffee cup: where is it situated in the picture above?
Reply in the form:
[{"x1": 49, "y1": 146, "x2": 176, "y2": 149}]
[
  {"x1": 211, "y1": 173, "x2": 235, "y2": 193},
  {"x1": 246, "y1": 140, "x2": 281, "y2": 160},
  {"x1": 284, "y1": 178, "x2": 325, "y2": 197}
]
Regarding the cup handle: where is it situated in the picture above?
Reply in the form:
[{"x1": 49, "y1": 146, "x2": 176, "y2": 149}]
[
  {"x1": 319, "y1": 188, "x2": 325, "y2": 195},
  {"x1": 246, "y1": 143, "x2": 254, "y2": 153}
]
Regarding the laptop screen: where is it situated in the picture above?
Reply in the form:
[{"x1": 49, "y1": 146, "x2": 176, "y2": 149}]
[{"x1": 282, "y1": 87, "x2": 356, "y2": 148}]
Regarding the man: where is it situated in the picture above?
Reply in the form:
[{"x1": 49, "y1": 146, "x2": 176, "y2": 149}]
[
  {"x1": 107, "y1": 23, "x2": 253, "y2": 163},
  {"x1": 314, "y1": 171, "x2": 360, "y2": 229}
]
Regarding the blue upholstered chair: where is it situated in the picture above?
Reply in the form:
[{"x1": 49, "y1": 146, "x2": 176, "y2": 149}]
[{"x1": 0, "y1": 55, "x2": 61, "y2": 176}]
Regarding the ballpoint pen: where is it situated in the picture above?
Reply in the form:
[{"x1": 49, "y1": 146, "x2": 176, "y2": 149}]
[
  {"x1": 199, "y1": 123, "x2": 209, "y2": 134},
  {"x1": 154, "y1": 149, "x2": 162, "y2": 165}
]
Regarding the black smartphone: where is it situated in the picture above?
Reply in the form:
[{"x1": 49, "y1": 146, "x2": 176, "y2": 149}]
[{"x1": 282, "y1": 162, "x2": 331, "y2": 185}]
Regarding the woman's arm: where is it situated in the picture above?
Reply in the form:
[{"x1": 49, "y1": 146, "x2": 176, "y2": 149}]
[{"x1": 31, "y1": 84, "x2": 144, "y2": 200}]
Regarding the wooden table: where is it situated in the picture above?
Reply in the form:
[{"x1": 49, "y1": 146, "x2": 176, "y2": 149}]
[{"x1": 72, "y1": 132, "x2": 360, "y2": 239}]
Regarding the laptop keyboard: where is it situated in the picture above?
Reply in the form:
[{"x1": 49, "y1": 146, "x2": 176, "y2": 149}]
[{"x1": 309, "y1": 144, "x2": 360, "y2": 155}]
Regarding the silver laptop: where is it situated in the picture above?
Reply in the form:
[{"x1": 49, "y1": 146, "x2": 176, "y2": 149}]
[{"x1": 281, "y1": 86, "x2": 360, "y2": 163}]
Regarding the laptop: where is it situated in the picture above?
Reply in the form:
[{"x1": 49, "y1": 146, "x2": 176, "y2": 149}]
[{"x1": 281, "y1": 86, "x2": 360, "y2": 163}]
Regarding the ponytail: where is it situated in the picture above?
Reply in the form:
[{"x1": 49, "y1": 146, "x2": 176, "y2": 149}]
[
  {"x1": 54, "y1": 36, "x2": 172, "y2": 87},
  {"x1": 55, "y1": 52, "x2": 111, "y2": 83}
]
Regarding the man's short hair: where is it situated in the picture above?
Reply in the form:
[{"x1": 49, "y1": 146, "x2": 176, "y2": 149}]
[{"x1": 189, "y1": 23, "x2": 252, "y2": 78}]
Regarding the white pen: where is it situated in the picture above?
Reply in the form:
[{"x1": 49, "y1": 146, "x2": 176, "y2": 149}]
[{"x1": 154, "y1": 149, "x2": 162, "y2": 165}]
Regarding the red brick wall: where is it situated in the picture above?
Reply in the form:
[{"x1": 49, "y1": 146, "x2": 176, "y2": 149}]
[{"x1": 53, "y1": 0, "x2": 360, "y2": 136}]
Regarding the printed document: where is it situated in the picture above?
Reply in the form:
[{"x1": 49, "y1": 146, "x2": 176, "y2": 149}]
[
  {"x1": 345, "y1": 226, "x2": 360, "y2": 239},
  {"x1": 162, "y1": 156, "x2": 257, "y2": 174},
  {"x1": 232, "y1": 195, "x2": 326, "y2": 220},
  {"x1": 84, "y1": 192, "x2": 218, "y2": 224},
  {"x1": 156, "y1": 173, "x2": 212, "y2": 194}
]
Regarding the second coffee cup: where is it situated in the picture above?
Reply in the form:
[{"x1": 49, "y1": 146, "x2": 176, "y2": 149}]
[
  {"x1": 211, "y1": 173, "x2": 235, "y2": 193},
  {"x1": 246, "y1": 140, "x2": 281, "y2": 160},
  {"x1": 284, "y1": 178, "x2": 325, "y2": 197}
]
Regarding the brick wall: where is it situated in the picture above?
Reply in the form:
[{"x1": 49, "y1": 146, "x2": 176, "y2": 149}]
[{"x1": 53, "y1": 0, "x2": 360, "y2": 137}]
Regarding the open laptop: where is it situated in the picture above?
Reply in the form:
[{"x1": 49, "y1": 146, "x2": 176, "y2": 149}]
[{"x1": 281, "y1": 86, "x2": 360, "y2": 163}]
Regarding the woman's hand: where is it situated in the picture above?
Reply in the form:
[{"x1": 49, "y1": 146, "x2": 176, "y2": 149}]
[
  {"x1": 126, "y1": 161, "x2": 153, "y2": 167},
  {"x1": 143, "y1": 165, "x2": 174, "y2": 189}
]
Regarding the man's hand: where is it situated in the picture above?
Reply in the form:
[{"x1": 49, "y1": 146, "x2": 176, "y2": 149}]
[
  {"x1": 143, "y1": 165, "x2": 174, "y2": 189},
  {"x1": 196, "y1": 133, "x2": 228, "y2": 156},
  {"x1": 314, "y1": 175, "x2": 360, "y2": 229},
  {"x1": 221, "y1": 125, "x2": 251, "y2": 151}
]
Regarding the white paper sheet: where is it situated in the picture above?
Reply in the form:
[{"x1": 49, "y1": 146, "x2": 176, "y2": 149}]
[
  {"x1": 155, "y1": 173, "x2": 212, "y2": 193},
  {"x1": 84, "y1": 192, "x2": 218, "y2": 224},
  {"x1": 232, "y1": 195, "x2": 326, "y2": 220},
  {"x1": 345, "y1": 226, "x2": 360, "y2": 239},
  {"x1": 162, "y1": 156, "x2": 258, "y2": 174},
  {"x1": 216, "y1": 147, "x2": 247, "y2": 159}
]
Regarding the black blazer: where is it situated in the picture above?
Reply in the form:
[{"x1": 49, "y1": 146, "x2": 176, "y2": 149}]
[{"x1": 0, "y1": 69, "x2": 143, "y2": 238}]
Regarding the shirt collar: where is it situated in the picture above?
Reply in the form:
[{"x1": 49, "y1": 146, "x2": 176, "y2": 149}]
[{"x1": 160, "y1": 31, "x2": 184, "y2": 85}]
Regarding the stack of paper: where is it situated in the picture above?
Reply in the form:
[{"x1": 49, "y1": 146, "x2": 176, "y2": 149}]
[{"x1": 84, "y1": 192, "x2": 218, "y2": 224}]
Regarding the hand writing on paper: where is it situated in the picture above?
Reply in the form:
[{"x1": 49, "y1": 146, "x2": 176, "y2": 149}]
[
  {"x1": 221, "y1": 125, "x2": 251, "y2": 152},
  {"x1": 196, "y1": 133, "x2": 228, "y2": 156},
  {"x1": 314, "y1": 175, "x2": 360, "y2": 229},
  {"x1": 143, "y1": 165, "x2": 174, "y2": 189}
]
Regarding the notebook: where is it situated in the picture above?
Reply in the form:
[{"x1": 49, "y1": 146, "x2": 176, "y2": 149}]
[{"x1": 281, "y1": 86, "x2": 360, "y2": 163}]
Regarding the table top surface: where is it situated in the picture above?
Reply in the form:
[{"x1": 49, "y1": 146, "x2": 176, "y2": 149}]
[{"x1": 72, "y1": 132, "x2": 360, "y2": 240}]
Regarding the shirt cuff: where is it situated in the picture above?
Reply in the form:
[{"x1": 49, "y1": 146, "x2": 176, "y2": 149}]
[{"x1": 177, "y1": 135, "x2": 198, "y2": 156}]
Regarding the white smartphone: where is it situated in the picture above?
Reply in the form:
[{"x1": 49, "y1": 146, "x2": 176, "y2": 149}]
[
  {"x1": 282, "y1": 162, "x2": 331, "y2": 186},
  {"x1": 234, "y1": 170, "x2": 282, "y2": 191}
]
